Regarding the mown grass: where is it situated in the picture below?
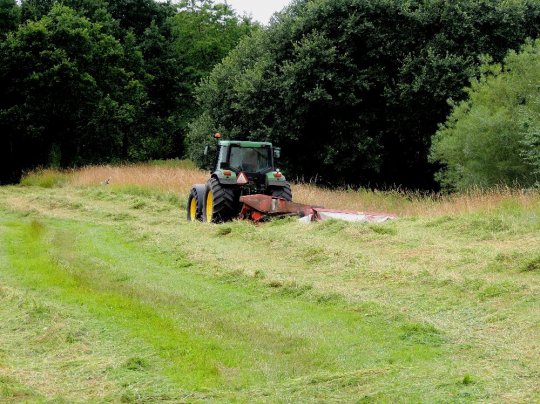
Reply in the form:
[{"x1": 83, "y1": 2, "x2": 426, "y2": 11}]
[
  {"x1": 1, "y1": 214, "x2": 453, "y2": 401},
  {"x1": 0, "y1": 166, "x2": 539, "y2": 401}
]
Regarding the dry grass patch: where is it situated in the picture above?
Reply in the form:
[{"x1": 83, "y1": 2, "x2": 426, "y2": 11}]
[
  {"x1": 20, "y1": 163, "x2": 540, "y2": 217},
  {"x1": 293, "y1": 183, "x2": 539, "y2": 216},
  {"x1": 70, "y1": 164, "x2": 208, "y2": 194}
]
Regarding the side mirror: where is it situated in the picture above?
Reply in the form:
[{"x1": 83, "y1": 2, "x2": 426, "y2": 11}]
[{"x1": 273, "y1": 147, "x2": 281, "y2": 159}]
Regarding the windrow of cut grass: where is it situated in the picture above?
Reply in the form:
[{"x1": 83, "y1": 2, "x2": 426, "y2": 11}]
[{"x1": 20, "y1": 163, "x2": 540, "y2": 217}]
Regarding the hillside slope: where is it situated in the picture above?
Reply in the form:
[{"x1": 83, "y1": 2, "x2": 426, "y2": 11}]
[{"x1": 0, "y1": 183, "x2": 539, "y2": 402}]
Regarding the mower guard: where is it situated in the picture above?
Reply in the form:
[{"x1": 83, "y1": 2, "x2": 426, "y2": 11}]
[{"x1": 239, "y1": 194, "x2": 397, "y2": 223}]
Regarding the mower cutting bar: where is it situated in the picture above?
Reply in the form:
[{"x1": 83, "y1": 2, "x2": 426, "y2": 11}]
[
  {"x1": 239, "y1": 194, "x2": 397, "y2": 223},
  {"x1": 239, "y1": 194, "x2": 313, "y2": 221}
]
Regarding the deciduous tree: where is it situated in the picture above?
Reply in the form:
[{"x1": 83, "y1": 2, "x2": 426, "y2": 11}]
[
  {"x1": 431, "y1": 41, "x2": 540, "y2": 189},
  {"x1": 189, "y1": 0, "x2": 540, "y2": 189}
]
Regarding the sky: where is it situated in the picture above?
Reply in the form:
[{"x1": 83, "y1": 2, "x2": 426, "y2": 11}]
[{"x1": 218, "y1": 0, "x2": 292, "y2": 24}]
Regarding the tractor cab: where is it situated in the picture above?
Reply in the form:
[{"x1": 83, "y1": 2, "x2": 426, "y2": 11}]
[
  {"x1": 209, "y1": 138, "x2": 286, "y2": 195},
  {"x1": 215, "y1": 141, "x2": 276, "y2": 174}
]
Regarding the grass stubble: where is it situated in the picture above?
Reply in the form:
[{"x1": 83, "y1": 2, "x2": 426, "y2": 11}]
[{"x1": 0, "y1": 164, "x2": 538, "y2": 402}]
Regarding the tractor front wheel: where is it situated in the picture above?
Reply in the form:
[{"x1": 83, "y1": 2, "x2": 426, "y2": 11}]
[
  {"x1": 203, "y1": 178, "x2": 237, "y2": 223},
  {"x1": 187, "y1": 184, "x2": 206, "y2": 221},
  {"x1": 269, "y1": 183, "x2": 293, "y2": 201}
]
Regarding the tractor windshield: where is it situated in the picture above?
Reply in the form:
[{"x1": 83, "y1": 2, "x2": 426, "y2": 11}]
[{"x1": 229, "y1": 146, "x2": 272, "y2": 173}]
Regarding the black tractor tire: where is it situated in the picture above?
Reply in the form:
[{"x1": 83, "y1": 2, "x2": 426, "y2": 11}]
[
  {"x1": 269, "y1": 183, "x2": 293, "y2": 201},
  {"x1": 187, "y1": 184, "x2": 206, "y2": 221},
  {"x1": 203, "y1": 178, "x2": 238, "y2": 223}
]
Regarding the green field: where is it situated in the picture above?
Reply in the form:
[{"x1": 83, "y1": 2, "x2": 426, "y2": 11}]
[{"x1": 0, "y1": 184, "x2": 539, "y2": 402}]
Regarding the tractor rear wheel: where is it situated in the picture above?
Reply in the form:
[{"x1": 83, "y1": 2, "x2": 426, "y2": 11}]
[
  {"x1": 203, "y1": 178, "x2": 238, "y2": 223},
  {"x1": 270, "y1": 183, "x2": 293, "y2": 201},
  {"x1": 187, "y1": 184, "x2": 206, "y2": 221}
]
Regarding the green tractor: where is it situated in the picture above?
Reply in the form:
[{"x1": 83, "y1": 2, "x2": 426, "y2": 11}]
[{"x1": 187, "y1": 135, "x2": 292, "y2": 223}]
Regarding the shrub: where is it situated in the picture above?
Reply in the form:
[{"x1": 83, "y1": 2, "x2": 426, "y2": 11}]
[{"x1": 431, "y1": 41, "x2": 540, "y2": 190}]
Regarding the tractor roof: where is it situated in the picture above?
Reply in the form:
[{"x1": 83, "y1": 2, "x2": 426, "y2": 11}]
[{"x1": 219, "y1": 140, "x2": 273, "y2": 148}]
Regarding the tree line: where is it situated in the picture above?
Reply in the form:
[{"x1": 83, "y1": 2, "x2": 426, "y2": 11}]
[
  {"x1": 188, "y1": 0, "x2": 540, "y2": 190},
  {"x1": 2, "y1": 0, "x2": 539, "y2": 189},
  {"x1": 0, "y1": 0, "x2": 256, "y2": 184}
]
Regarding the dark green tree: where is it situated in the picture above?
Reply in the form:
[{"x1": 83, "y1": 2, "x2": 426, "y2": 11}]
[
  {"x1": 20, "y1": 0, "x2": 54, "y2": 21},
  {"x1": 0, "y1": 0, "x2": 19, "y2": 36},
  {"x1": 0, "y1": 4, "x2": 144, "y2": 180},
  {"x1": 0, "y1": 0, "x2": 256, "y2": 183},
  {"x1": 130, "y1": 19, "x2": 187, "y2": 159},
  {"x1": 188, "y1": 0, "x2": 540, "y2": 189},
  {"x1": 107, "y1": 0, "x2": 174, "y2": 36},
  {"x1": 172, "y1": 0, "x2": 256, "y2": 82},
  {"x1": 168, "y1": 0, "x2": 257, "y2": 153}
]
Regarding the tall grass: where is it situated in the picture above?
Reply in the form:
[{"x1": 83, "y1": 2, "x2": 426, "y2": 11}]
[
  {"x1": 20, "y1": 163, "x2": 540, "y2": 216},
  {"x1": 294, "y1": 183, "x2": 539, "y2": 216},
  {"x1": 20, "y1": 168, "x2": 70, "y2": 188},
  {"x1": 69, "y1": 163, "x2": 208, "y2": 193}
]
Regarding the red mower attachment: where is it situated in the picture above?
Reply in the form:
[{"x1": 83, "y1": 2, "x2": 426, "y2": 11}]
[{"x1": 239, "y1": 194, "x2": 397, "y2": 223}]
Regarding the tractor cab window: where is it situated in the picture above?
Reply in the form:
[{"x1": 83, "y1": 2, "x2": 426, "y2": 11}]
[{"x1": 229, "y1": 146, "x2": 272, "y2": 173}]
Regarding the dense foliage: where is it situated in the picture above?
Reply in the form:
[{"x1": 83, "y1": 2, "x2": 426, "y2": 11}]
[
  {"x1": 431, "y1": 41, "x2": 540, "y2": 190},
  {"x1": 188, "y1": 0, "x2": 540, "y2": 189},
  {"x1": 0, "y1": 0, "x2": 19, "y2": 36},
  {"x1": 3, "y1": 0, "x2": 540, "y2": 189},
  {"x1": 0, "y1": 0, "x2": 255, "y2": 183}
]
